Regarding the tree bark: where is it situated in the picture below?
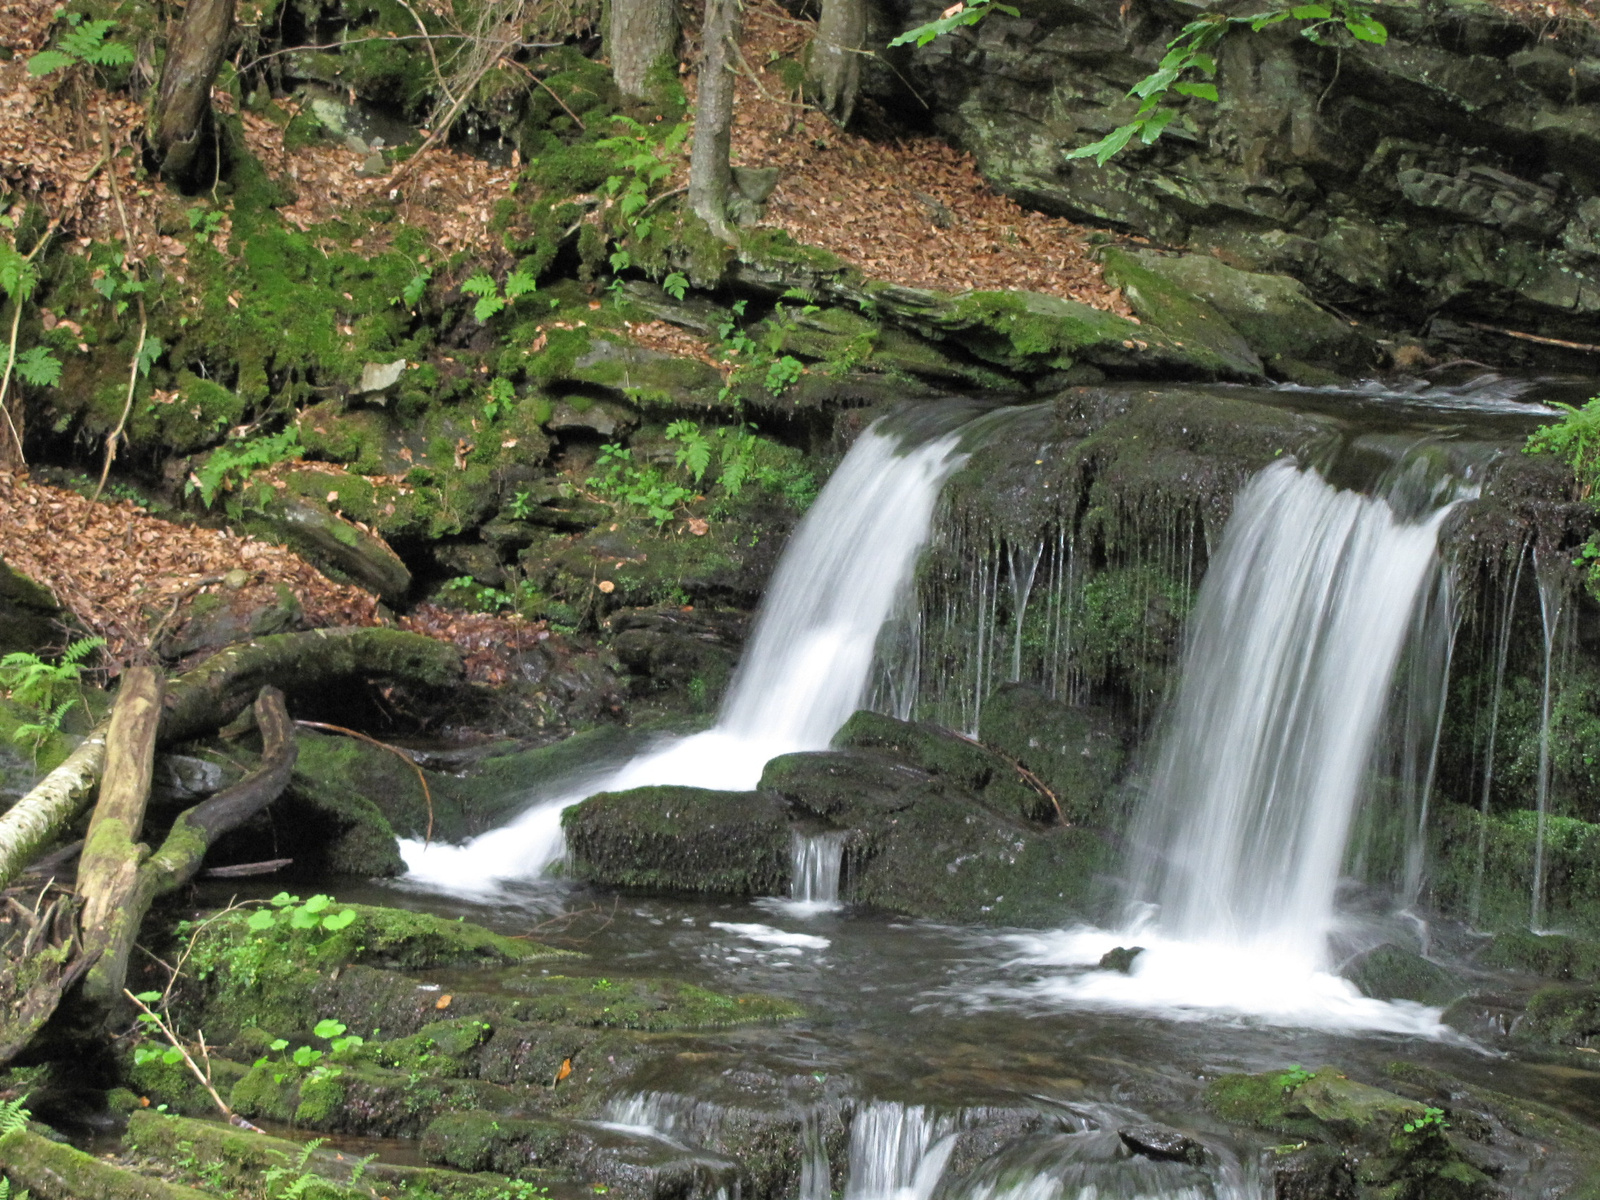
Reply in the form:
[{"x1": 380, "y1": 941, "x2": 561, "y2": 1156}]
[
  {"x1": 0, "y1": 723, "x2": 107, "y2": 889},
  {"x1": 610, "y1": 0, "x2": 679, "y2": 101},
  {"x1": 159, "y1": 626, "x2": 463, "y2": 745},
  {"x1": 147, "y1": 0, "x2": 236, "y2": 184},
  {"x1": 814, "y1": 0, "x2": 866, "y2": 126},
  {"x1": 689, "y1": 0, "x2": 744, "y2": 245},
  {"x1": 76, "y1": 667, "x2": 164, "y2": 1010}
]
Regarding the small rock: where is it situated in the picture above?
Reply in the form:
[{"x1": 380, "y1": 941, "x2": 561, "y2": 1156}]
[
  {"x1": 357, "y1": 359, "x2": 407, "y2": 395},
  {"x1": 1117, "y1": 1124, "x2": 1204, "y2": 1166},
  {"x1": 223, "y1": 568, "x2": 251, "y2": 590},
  {"x1": 1340, "y1": 943, "x2": 1465, "y2": 1007},
  {"x1": 1097, "y1": 946, "x2": 1144, "y2": 973},
  {"x1": 153, "y1": 754, "x2": 225, "y2": 802}
]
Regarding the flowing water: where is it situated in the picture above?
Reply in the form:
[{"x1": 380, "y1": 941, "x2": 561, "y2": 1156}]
[
  {"x1": 376, "y1": 379, "x2": 1600, "y2": 1197},
  {"x1": 400, "y1": 419, "x2": 969, "y2": 890}
]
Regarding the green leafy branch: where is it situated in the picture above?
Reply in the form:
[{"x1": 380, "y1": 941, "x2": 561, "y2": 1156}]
[
  {"x1": 1066, "y1": 0, "x2": 1387, "y2": 165},
  {"x1": 889, "y1": 0, "x2": 1019, "y2": 48},
  {"x1": 187, "y1": 426, "x2": 304, "y2": 510},
  {"x1": 26, "y1": 14, "x2": 132, "y2": 77}
]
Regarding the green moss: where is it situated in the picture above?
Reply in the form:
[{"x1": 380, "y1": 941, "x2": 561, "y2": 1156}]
[
  {"x1": 1481, "y1": 930, "x2": 1600, "y2": 981},
  {"x1": 421, "y1": 1110, "x2": 565, "y2": 1175},
  {"x1": 1429, "y1": 803, "x2": 1600, "y2": 936},
  {"x1": 0, "y1": 1128, "x2": 215, "y2": 1200}
]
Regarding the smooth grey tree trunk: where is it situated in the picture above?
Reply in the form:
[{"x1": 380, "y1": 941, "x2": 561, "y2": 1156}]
[
  {"x1": 814, "y1": 0, "x2": 866, "y2": 126},
  {"x1": 148, "y1": 0, "x2": 235, "y2": 183},
  {"x1": 610, "y1": 0, "x2": 679, "y2": 101},
  {"x1": 689, "y1": 0, "x2": 744, "y2": 245}
]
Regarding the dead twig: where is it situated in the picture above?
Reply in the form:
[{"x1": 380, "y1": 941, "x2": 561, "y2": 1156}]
[
  {"x1": 1463, "y1": 320, "x2": 1600, "y2": 354},
  {"x1": 294, "y1": 720, "x2": 435, "y2": 846},
  {"x1": 124, "y1": 988, "x2": 262, "y2": 1130}
]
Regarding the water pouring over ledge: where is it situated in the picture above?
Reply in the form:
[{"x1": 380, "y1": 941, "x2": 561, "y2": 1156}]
[
  {"x1": 399, "y1": 415, "x2": 972, "y2": 890},
  {"x1": 998, "y1": 452, "x2": 1480, "y2": 1034}
]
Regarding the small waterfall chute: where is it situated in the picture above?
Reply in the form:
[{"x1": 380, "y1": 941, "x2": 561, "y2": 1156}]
[{"x1": 401, "y1": 419, "x2": 969, "y2": 892}]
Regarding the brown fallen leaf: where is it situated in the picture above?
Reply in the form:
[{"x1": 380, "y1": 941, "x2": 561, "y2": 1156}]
[{"x1": 435, "y1": 993, "x2": 453, "y2": 1010}]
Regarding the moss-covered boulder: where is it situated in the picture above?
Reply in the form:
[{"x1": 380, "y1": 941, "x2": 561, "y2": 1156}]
[
  {"x1": 609, "y1": 605, "x2": 747, "y2": 712},
  {"x1": 1098, "y1": 250, "x2": 1264, "y2": 380},
  {"x1": 564, "y1": 785, "x2": 792, "y2": 896},
  {"x1": 1339, "y1": 944, "x2": 1467, "y2": 1007},
  {"x1": 1517, "y1": 985, "x2": 1600, "y2": 1047},
  {"x1": 1106, "y1": 250, "x2": 1372, "y2": 382},
  {"x1": 832, "y1": 710, "x2": 1048, "y2": 823},
  {"x1": 0, "y1": 1126, "x2": 215, "y2": 1200},
  {"x1": 1481, "y1": 930, "x2": 1600, "y2": 982},
  {"x1": 974, "y1": 685, "x2": 1127, "y2": 826}
]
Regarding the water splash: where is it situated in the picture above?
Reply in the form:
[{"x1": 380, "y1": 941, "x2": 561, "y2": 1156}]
[
  {"x1": 1004, "y1": 456, "x2": 1474, "y2": 1032},
  {"x1": 400, "y1": 421, "x2": 968, "y2": 892}
]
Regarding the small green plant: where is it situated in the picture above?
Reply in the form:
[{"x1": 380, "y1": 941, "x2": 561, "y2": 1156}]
[
  {"x1": 0, "y1": 636, "x2": 103, "y2": 752},
  {"x1": 188, "y1": 426, "x2": 303, "y2": 508},
  {"x1": 662, "y1": 272, "x2": 689, "y2": 302},
  {"x1": 507, "y1": 489, "x2": 534, "y2": 519},
  {"x1": 1275, "y1": 1064, "x2": 1315, "y2": 1092},
  {"x1": 438, "y1": 575, "x2": 515, "y2": 612},
  {"x1": 483, "y1": 376, "x2": 516, "y2": 421},
  {"x1": 91, "y1": 253, "x2": 146, "y2": 318},
  {"x1": 666, "y1": 419, "x2": 712, "y2": 481},
  {"x1": 261, "y1": 1137, "x2": 331, "y2": 1200},
  {"x1": 596, "y1": 116, "x2": 690, "y2": 237},
  {"x1": 244, "y1": 892, "x2": 357, "y2": 935},
  {"x1": 0, "y1": 1093, "x2": 30, "y2": 1134},
  {"x1": 131, "y1": 992, "x2": 188, "y2": 1070},
  {"x1": 186, "y1": 207, "x2": 226, "y2": 240},
  {"x1": 26, "y1": 13, "x2": 132, "y2": 76},
  {"x1": 1401, "y1": 1106, "x2": 1448, "y2": 1136},
  {"x1": 587, "y1": 443, "x2": 695, "y2": 527},
  {"x1": 1065, "y1": 1, "x2": 1386, "y2": 164},
  {"x1": 461, "y1": 268, "x2": 538, "y2": 322},
  {"x1": 395, "y1": 267, "x2": 432, "y2": 309}
]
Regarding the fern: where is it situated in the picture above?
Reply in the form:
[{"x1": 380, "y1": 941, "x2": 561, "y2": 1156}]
[
  {"x1": 188, "y1": 427, "x2": 303, "y2": 508},
  {"x1": 14, "y1": 346, "x2": 61, "y2": 388},
  {"x1": 0, "y1": 1094, "x2": 30, "y2": 1135},
  {"x1": 27, "y1": 15, "x2": 132, "y2": 76},
  {"x1": 666, "y1": 420, "x2": 712, "y2": 482}
]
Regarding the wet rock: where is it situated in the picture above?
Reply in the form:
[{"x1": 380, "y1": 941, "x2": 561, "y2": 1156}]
[
  {"x1": 1098, "y1": 250, "x2": 1265, "y2": 381},
  {"x1": 547, "y1": 395, "x2": 640, "y2": 438},
  {"x1": 564, "y1": 785, "x2": 793, "y2": 896},
  {"x1": 1097, "y1": 946, "x2": 1143, "y2": 974},
  {"x1": 1339, "y1": 943, "x2": 1467, "y2": 1007},
  {"x1": 1481, "y1": 929, "x2": 1600, "y2": 982},
  {"x1": 150, "y1": 753, "x2": 225, "y2": 803},
  {"x1": 1440, "y1": 993, "x2": 1522, "y2": 1040},
  {"x1": 1516, "y1": 984, "x2": 1600, "y2": 1046},
  {"x1": 568, "y1": 337, "x2": 731, "y2": 411},
  {"x1": 1117, "y1": 1124, "x2": 1204, "y2": 1166},
  {"x1": 1271, "y1": 1144, "x2": 1357, "y2": 1200}
]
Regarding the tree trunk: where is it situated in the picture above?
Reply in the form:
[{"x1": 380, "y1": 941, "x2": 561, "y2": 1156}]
[
  {"x1": 814, "y1": 0, "x2": 866, "y2": 126},
  {"x1": 610, "y1": 0, "x2": 679, "y2": 101},
  {"x1": 76, "y1": 667, "x2": 164, "y2": 1010},
  {"x1": 0, "y1": 723, "x2": 107, "y2": 889},
  {"x1": 147, "y1": 0, "x2": 236, "y2": 184},
  {"x1": 689, "y1": 0, "x2": 744, "y2": 245}
]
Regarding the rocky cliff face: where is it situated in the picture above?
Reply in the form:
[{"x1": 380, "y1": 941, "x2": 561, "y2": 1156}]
[{"x1": 887, "y1": 0, "x2": 1600, "y2": 357}]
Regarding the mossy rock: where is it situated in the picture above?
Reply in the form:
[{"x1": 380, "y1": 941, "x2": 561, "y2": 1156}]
[
  {"x1": 421, "y1": 1110, "x2": 568, "y2": 1174},
  {"x1": 276, "y1": 739, "x2": 409, "y2": 878},
  {"x1": 1206, "y1": 1067, "x2": 1427, "y2": 1149},
  {"x1": 124, "y1": 1110, "x2": 555, "y2": 1200},
  {"x1": 1518, "y1": 985, "x2": 1600, "y2": 1046},
  {"x1": 563, "y1": 785, "x2": 793, "y2": 896},
  {"x1": 1108, "y1": 250, "x2": 1373, "y2": 381},
  {"x1": 974, "y1": 684, "x2": 1128, "y2": 826},
  {"x1": 0, "y1": 1127, "x2": 215, "y2": 1200},
  {"x1": 1481, "y1": 930, "x2": 1600, "y2": 981},
  {"x1": 1099, "y1": 249, "x2": 1264, "y2": 380},
  {"x1": 831, "y1": 709, "x2": 1047, "y2": 823},
  {"x1": 1339, "y1": 943, "x2": 1467, "y2": 1007},
  {"x1": 0, "y1": 557, "x2": 62, "y2": 656},
  {"x1": 566, "y1": 336, "x2": 729, "y2": 411}
]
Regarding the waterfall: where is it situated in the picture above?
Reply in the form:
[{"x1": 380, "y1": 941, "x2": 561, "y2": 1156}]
[
  {"x1": 401, "y1": 419, "x2": 969, "y2": 891},
  {"x1": 790, "y1": 830, "x2": 846, "y2": 907},
  {"x1": 1530, "y1": 550, "x2": 1571, "y2": 931},
  {"x1": 1001, "y1": 455, "x2": 1474, "y2": 1032},
  {"x1": 843, "y1": 1102, "x2": 958, "y2": 1200},
  {"x1": 1470, "y1": 543, "x2": 1526, "y2": 926}
]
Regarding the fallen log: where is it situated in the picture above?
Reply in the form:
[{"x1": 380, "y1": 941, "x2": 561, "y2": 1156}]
[
  {"x1": 160, "y1": 626, "x2": 463, "y2": 744},
  {"x1": 0, "y1": 724, "x2": 107, "y2": 890}
]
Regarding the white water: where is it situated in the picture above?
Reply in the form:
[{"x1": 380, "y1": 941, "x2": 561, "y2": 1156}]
[
  {"x1": 789, "y1": 830, "x2": 847, "y2": 909},
  {"x1": 844, "y1": 1102, "x2": 959, "y2": 1200},
  {"x1": 1011, "y1": 459, "x2": 1472, "y2": 1033},
  {"x1": 401, "y1": 423, "x2": 967, "y2": 891}
]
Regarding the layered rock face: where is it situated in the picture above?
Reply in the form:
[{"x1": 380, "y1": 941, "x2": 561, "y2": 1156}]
[{"x1": 889, "y1": 0, "x2": 1600, "y2": 350}]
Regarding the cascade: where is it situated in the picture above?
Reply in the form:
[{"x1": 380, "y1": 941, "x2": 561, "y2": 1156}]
[
  {"x1": 842, "y1": 1102, "x2": 958, "y2": 1200},
  {"x1": 1470, "y1": 543, "x2": 1527, "y2": 926},
  {"x1": 790, "y1": 830, "x2": 846, "y2": 907},
  {"x1": 1530, "y1": 550, "x2": 1571, "y2": 931},
  {"x1": 1004, "y1": 453, "x2": 1476, "y2": 1031},
  {"x1": 401, "y1": 419, "x2": 969, "y2": 891}
]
